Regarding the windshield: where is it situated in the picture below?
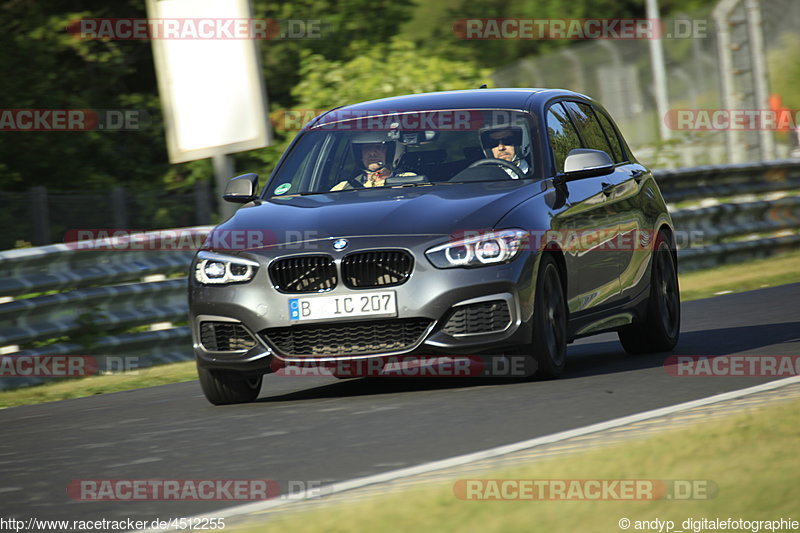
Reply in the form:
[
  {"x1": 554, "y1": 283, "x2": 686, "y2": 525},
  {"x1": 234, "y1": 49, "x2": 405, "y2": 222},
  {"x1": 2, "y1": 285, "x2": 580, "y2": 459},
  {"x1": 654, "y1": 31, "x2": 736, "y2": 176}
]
[{"x1": 264, "y1": 109, "x2": 537, "y2": 197}]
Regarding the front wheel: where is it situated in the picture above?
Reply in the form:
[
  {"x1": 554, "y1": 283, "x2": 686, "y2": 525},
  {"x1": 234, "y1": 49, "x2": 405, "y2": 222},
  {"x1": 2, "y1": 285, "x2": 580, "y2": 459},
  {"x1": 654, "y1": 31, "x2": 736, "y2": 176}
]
[
  {"x1": 529, "y1": 255, "x2": 568, "y2": 378},
  {"x1": 618, "y1": 232, "x2": 681, "y2": 354},
  {"x1": 197, "y1": 365, "x2": 262, "y2": 405}
]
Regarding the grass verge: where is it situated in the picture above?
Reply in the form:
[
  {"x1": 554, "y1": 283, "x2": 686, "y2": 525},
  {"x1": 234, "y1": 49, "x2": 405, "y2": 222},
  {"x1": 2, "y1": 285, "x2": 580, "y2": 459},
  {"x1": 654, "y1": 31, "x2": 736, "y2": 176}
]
[
  {"x1": 679, "y1": 249, "x2": 800, "y2": 301},
  {"x1": 2, "y1": 249, "x2": 799, "y2": 408},
  {"x1": 0, "y1": 360, "x2": 197, "y2": 408},
  {"x1": 231, "y1": 395, "x2": 800, "y2": 533}
]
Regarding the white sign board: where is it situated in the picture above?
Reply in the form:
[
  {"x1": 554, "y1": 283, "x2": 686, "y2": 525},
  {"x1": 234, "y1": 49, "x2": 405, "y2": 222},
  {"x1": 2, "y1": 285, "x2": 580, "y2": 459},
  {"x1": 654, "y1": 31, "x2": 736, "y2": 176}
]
[{"x1": 146, "y1": 0, "x2": 271, "y2": 163}]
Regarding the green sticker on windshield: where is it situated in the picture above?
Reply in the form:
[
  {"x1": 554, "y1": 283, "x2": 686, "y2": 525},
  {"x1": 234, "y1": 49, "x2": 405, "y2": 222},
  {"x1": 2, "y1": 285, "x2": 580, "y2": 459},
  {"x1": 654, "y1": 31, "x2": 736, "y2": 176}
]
[{"x1": 274, "y1": 183, "x2": 291, "y2": 195}]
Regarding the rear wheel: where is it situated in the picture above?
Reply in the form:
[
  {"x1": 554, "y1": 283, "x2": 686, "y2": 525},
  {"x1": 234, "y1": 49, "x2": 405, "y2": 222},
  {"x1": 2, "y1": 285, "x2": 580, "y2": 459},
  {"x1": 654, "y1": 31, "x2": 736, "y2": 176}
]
[
  {"x1": 618, "y1": 232, "x2": 680, "y2": 354},
  {"x1": 530, "y1": 255, "x2": 568, "y2": 378},
  {"x1": 197, "y1": 365, "x2": 262, "y2": 405}
]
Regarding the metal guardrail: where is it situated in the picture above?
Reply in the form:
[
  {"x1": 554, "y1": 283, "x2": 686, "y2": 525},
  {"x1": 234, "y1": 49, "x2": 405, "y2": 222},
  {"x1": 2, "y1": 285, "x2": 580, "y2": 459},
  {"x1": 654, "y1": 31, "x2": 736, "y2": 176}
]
[
  {"x1": 655, "y1": 159, "x2": 800, "y2": 203},
  {"x1": 654, "y1": 159, "x2": 800, "y2": 270},
  {"x1": 1, "y1": 160, "x2": 799, "y2": 390},
  {"x1": 0, "y1": 229, "x2": 212, "y2": 390}
]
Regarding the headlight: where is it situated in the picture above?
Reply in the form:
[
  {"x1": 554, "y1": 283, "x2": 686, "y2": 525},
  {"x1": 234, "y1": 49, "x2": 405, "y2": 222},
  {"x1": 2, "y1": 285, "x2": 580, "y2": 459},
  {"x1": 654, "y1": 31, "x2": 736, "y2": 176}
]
[
  {"x1": 194, "y1": 251, "x2": 259, "y2": 285},
  {"x1": 426, "y1": 229, "x2": 529, "y2": 268}
]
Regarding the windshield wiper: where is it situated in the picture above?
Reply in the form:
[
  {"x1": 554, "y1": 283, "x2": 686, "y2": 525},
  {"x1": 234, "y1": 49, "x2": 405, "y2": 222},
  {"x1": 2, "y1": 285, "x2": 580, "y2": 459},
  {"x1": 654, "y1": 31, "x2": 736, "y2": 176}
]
[
  {"x1": 389, "y1": 182, "x2": 432, "y2": 188},
  {"x1": 269, "y1": 181, "x2": 455, "y2": 197},
  {"x1": 388, "y1": 182, "x2": 455, "y2": 189},
  {"x1": 272, "y1": 190, "x2": 350, "y2": 197}
]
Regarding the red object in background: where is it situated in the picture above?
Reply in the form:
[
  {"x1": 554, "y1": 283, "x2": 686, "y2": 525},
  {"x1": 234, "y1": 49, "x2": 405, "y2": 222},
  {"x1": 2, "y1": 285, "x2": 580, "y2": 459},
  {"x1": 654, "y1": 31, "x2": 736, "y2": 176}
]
[{"x1": 769, "y1": 93, "x2": 792, "y2": 133}]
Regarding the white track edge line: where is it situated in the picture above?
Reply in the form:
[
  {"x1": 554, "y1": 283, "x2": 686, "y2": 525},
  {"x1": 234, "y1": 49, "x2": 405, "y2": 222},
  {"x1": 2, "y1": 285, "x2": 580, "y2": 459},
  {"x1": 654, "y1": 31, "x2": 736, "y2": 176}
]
[{"x1": 138, "y1": 375, "x2": 800, "y2": 532}]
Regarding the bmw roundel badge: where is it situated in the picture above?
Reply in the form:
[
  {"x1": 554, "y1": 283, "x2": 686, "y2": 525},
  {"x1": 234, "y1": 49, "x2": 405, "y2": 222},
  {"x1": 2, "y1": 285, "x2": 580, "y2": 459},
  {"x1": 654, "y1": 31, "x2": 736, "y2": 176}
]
[{"x1": 333, "y1": 238, "x2": 348, "y2": 250}]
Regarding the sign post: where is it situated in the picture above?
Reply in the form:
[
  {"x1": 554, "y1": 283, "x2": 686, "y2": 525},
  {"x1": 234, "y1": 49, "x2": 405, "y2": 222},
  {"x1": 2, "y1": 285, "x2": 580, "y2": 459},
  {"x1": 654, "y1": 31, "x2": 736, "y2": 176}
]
[{"x1": 146, "y1": 0, "x2": 272, "y2": 220}]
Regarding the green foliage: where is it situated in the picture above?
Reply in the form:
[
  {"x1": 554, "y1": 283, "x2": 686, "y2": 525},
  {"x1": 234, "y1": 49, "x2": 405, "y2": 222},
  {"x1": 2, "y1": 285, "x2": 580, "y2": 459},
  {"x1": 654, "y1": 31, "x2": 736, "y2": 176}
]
[
  {"x1": 397, "y1": 0, "x2": 714, "y2": 69},
  {"x1": 292, "y1": 40, "x2": 491, "y2": 109},
  {"x1": 253, "y1": 0, "x2": 415, "y2": 109},
  {"x1": 0, "y1": 0, "x2": 719, "y2": 198},
  {"x1": 0, "y1": 0, "x2": 167, "y2": 191},
  {"x1": 236, "y1": 37, "x2": 491, "y2": 181},
  {"x1": 768, "y1": 33, "x2": 800, "y2": 110}
]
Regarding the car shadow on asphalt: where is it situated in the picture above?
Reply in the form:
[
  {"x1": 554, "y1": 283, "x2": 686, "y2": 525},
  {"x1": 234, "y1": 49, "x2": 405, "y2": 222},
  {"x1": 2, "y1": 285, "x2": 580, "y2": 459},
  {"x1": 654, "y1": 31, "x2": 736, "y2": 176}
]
[
  {"x1": 558, "y1": 320, "x2": 800, "y2": 379},
  {"x1": 254, "y1": 321, "x2": 800, "y2": 403}
]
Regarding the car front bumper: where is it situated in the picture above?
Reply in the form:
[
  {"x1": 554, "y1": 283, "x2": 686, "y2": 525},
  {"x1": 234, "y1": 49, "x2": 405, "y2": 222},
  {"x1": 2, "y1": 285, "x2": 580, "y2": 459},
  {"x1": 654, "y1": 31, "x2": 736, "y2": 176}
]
[{"x1": 189, "y1": 235, "x2": 538, "y2": 373}]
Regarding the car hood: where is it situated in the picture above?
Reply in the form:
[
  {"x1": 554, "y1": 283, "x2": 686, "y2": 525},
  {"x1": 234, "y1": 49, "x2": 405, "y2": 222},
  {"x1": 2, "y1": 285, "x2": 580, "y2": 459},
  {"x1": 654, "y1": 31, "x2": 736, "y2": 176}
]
[{"x1": 215, "y1": 181, "x2": 544, "y2": 244}]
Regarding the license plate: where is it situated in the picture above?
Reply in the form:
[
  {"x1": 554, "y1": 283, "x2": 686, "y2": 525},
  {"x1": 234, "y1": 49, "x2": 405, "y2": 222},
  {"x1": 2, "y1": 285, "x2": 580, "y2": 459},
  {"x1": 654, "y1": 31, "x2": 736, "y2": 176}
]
[{"x1": 288, "y1": 291, "x2": 397, "y2": 321}]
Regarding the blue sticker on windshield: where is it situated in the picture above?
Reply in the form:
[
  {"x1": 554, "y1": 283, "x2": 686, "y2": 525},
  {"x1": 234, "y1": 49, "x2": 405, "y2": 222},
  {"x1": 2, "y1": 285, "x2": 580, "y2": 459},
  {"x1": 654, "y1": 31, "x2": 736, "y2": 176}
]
[{"x1": 275, "y1": 183, "x2": 291, "y2": 195}]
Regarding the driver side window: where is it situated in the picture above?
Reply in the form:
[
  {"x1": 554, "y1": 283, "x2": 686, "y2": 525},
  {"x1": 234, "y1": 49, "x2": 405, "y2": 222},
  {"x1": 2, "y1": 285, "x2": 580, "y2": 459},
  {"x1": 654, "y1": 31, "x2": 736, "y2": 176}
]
[{"x1": 329, "y1": 136, "x2": 361, "y2": 187}]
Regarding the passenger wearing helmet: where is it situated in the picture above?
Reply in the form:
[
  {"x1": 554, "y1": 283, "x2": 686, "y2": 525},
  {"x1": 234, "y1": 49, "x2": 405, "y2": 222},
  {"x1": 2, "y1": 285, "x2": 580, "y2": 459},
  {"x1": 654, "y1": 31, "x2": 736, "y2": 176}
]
[
  {"x1": 330, "y1": 131, "x2": 411, "y2": 191},
  {"x1": 478, "y1": 125, "x2": 531, "y2": 178}
]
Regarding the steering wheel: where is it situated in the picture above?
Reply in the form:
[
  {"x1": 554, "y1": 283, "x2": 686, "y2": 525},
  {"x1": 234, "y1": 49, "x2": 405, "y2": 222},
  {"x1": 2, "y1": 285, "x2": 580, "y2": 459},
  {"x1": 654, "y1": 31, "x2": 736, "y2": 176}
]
[{"x1": 467, "y1": 158, "x2": 526, "y2": 179}]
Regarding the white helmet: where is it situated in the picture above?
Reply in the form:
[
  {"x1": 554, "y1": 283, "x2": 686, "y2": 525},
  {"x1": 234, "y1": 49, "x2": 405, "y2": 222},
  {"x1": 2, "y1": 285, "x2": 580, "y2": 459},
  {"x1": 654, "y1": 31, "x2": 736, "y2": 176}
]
[{"x1": 351, "y1": 131, "x2": 405, "y2": 171}]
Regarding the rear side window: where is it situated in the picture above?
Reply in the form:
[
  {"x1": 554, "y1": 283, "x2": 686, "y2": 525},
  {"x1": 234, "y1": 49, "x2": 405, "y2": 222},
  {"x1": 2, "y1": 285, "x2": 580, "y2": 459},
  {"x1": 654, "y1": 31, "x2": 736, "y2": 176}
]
[
  {"x1": 563, "y1": 102, "x2": 614, "y2": 158},
  {"x1": 594, "y1": 109, "x2": 626, "y2": 163},
  {"x1": 546, "y1": 103, "x2": 582, "y2": 173}
]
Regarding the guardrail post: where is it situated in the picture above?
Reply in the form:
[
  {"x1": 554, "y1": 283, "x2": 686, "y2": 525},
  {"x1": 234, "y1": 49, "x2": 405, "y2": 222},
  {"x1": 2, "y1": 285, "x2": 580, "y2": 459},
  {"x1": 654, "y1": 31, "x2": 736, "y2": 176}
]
[
  {"x1": 29, "y1": 186, "x2": 50, "y2": 246},
  {"x1": 194, "y1": 180, "x2": 212, "y2": 225},
  {"x1": 111, "y1": 187, "x2": 129, "y2": 229}
]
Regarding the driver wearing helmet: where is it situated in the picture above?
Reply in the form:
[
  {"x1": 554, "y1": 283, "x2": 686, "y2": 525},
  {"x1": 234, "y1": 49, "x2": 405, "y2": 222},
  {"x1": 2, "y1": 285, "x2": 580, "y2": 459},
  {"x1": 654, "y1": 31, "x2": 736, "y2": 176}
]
[
  {"x1": 478, "y1": 125, "x2": 531, "y2": 178},
  {"x1": 331, "y1": 131, "x2": 411, "y2": 191}
]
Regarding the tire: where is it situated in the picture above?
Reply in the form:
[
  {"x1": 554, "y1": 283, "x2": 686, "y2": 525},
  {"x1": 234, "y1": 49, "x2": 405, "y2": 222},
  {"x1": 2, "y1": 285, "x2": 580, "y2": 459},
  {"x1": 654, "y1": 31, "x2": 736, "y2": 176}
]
[
  {"x1": 618, "y1": 232, "x2": 681, "y2": 354},
  {"x1": 530, "y1": 255, "x2": 568, "y2": 378},
  {"x1": 197, "y1": 365, "x2": 262, "y2": 405}
]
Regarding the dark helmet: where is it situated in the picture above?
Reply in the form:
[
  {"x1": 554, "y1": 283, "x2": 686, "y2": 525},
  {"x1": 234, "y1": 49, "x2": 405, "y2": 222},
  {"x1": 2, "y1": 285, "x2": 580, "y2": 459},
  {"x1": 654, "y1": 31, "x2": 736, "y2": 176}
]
[{"x1": 478, "y1": 124, "x2": 528, "y2": 160}]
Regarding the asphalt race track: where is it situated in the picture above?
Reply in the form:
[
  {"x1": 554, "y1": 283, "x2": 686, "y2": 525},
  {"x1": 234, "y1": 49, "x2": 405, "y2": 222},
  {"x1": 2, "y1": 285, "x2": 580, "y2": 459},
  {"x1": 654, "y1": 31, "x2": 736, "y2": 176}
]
[{"x1": 1, "y1": 284, "x2": 799, "y2": 525}]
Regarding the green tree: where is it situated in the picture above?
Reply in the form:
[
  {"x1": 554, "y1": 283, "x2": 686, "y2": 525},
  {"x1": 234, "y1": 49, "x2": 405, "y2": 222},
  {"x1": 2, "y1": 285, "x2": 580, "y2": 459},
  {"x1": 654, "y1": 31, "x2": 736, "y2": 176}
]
[
  {"x1": 0, "y1": 0, "x2": 717, "y2": 195},
  {"x1": 397, "y1": 0, "x2": 718, "y2": 69},
  {"x1": 292, "y1": 40, "x2": 490, "y2": 108},
  {"x1": 254, "y1": 0, "x2": 415, "y2": 109},
  {"x1": 232, "y1": 39, "x2": 490, "y2": 181}
]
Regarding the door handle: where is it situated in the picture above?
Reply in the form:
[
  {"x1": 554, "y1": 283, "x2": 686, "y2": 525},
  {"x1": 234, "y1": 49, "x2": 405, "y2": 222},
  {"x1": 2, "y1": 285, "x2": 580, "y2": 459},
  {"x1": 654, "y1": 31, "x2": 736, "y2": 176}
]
[{"x1": 601, "y1": 182, "x2": 614, "y2": 196}]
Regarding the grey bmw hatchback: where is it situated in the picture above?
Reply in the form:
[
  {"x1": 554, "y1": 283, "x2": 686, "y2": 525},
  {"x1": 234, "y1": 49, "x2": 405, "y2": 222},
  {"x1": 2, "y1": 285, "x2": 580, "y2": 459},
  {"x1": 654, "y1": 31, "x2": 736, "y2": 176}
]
[{"x1": 189, "y1": 89, "x2": 680, "y2": 405}]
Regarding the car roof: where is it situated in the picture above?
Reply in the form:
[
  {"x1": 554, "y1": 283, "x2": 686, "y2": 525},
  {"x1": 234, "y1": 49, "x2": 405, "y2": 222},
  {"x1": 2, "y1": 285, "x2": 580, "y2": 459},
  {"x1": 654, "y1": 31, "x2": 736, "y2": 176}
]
[{"x1": 306, "y1": 88, "x2": 593, "y2": 129}]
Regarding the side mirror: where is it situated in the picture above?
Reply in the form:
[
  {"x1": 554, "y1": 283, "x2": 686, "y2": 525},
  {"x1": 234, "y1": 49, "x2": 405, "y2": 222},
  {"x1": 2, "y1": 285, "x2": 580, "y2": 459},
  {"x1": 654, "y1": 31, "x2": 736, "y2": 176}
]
[
  {"x1": 223, "y1": 173, "x2": 259, "y2": 204},
  {"x1": 559, "y1": 149, "x2": 614, "y2": 182}
]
